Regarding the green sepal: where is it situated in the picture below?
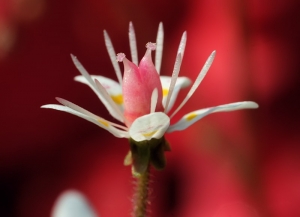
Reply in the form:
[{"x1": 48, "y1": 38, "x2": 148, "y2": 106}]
[
  {"x1": 128, "y1": 137, "x2": 170, "y2": 177},
  {"x1": 129, "y1": 138, "x2": 151, "y2": 177},
  {"x1": 123, "y1": 151, "x2": 132, "y2": 166},
  {"x1": 150, "y1": 139, "x2": 166, "y2": 170},
  {"x1": 162, "y1": 138, "x2": 171, "y2": 151}
]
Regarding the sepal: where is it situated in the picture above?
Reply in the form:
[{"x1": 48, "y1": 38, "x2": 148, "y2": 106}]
[
  {"x1": 129, "y1": 138, "x2": 151, "y2": 177},
  {"x1": 128, "y1": 136, "x2": 170, "y2": 177},
  {"x1": 123, "y1": 151, "x2": 133, "y2": 166},
  {"x1": 149, "y1": 137, "x2": 169, "y2": 171}
]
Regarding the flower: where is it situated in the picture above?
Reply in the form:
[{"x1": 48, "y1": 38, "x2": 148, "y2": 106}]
[
  {"x1": 42, "y1": 22, "x2": 258, "y2": 175},
  {"x1": 51, "y1": 190, "x2": 97, "y2": 217}
]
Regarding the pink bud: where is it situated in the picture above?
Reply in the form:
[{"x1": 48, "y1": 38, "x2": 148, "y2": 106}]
[{"x1": 119, "y1": 44, "x2": 163, "y2": 127}]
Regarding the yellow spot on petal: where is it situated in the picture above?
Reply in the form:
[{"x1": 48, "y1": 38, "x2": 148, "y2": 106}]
[
  {"x1": 142, "y1": 131, "x2": 157, "y2": 137},
  {"x1": 185, "y1": 113, "x2": 197, "y2": 121},
  {"x1": 111, "y1": 94, "x2": 123, "y2": 105},
  {"x1": 98, "y1": 119, "x2": 110, "y2": 127},
  {"x1": 163, "y1": 89, "x2": 169, "y2": 96}
]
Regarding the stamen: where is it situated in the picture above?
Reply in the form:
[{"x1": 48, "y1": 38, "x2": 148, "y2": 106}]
[
  {"x1": 103, "y1": 30, "x2": 123, "y2": 86},
  {"x1": 177, "y1": 32, "x2": 187, "y2": 58},
  {"x1": 116, "y1": 53, "x2": 126, "y2": 62},
  {"x1": 150, "y1": 88, "x2": 158, "y2": 113},
  {"x1": 109, "y1": 122, "x2": 129, "y2": 131},
  {"x1": 70, "y1": 55, "x2": 124, "y2": 122},
  {"x1": 164, "y1": 53, "x2": 182, "y2": 113},
  {"x1": 129, "y1": 22, "x2": 138, "y2": 65},
  {"x1": 170, "y1": 51, "x2": 216, "y2": 119},
  {"x1": 155, "y1": 22, "x2": 164, "y2": 74},
  {"x1": 146, "y1": 42, "x2": 156, "y2": 51},
  {"x1": 94, "y1": 78, "x2": 124, "y2": 121}
]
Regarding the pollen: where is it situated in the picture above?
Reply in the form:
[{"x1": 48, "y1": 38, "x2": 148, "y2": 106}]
[
  {"x1": 116, "y1": 53, "x2": 126, "y2": 62},
  {"x1": 142, "y1": 131, "x2": 157, "y2": 137},
  {"x1": 111, "y1": 94, "x2": 123, "y2": 105},
  {"x1": 146, "y1": 42, "x2": 156, "y2": 51},
  {"x1": 185, "y1": 113, "x2": 197, "y2": 121},
  {"x1": 98, "y1": 119, "x2": 110, "y2": 127},
  {"x1": 162, "y1": 89, "x2": 169, "y2": 96}
]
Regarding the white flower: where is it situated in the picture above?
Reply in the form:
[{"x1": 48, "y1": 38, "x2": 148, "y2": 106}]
[
  {"x1": 51, "y1": 190, "x2": 98, "y2": 217},
  {"x1": 42, "y1": 22, "x2": 258, "y2": 175},
  {"x1": 42, "y1": 22, "x2": 257, "y2": 141}
]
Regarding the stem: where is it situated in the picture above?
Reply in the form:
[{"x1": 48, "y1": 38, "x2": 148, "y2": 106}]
[{"x1": 132, "y1": 166, "x2": 150, "y2": 217}]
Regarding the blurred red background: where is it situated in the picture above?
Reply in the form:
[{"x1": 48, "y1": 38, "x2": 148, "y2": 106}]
[{"x1": 1, "y1": 0, "x2": 300, "y2": 216}]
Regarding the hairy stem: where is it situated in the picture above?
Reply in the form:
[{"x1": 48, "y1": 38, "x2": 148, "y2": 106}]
[{"x1": 132, "y1": 167, "x2": 150, "y2": 217}]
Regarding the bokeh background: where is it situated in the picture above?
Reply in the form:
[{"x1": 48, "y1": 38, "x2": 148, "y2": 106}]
[{"x1": 1, "y1": 0, "x2": 300, "y2": 216}]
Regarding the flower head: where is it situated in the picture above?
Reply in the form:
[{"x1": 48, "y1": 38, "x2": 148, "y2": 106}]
[{"x1": 42, "y1": 22, "x2": 258, "y2": 176}]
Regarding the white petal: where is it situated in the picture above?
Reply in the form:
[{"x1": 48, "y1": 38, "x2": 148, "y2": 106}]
[
  {"x1": 155, "y1": 22, "x2": 164, "y2": 74},
  {"x1": 75, "y1": 75, "x2": 123, "y2": 110},
  {"x1": 167, "y1": 101, "x2": 258, "y2": 133},
  {"x1": 41, "y1": 104, "x2": 129, "y2": 138},
  {"x1": 170, "y1": 50, "x2": 216, "y2": 119},
  {"x1": 150, "y1": 88, "x2": 158, "y2": 113},
  {"x1": 160, "y1": 76, "x2": 191, "y2": 113},
  {"x1": 103, "y1": 30, "x2": 123, "y2": 85},
  {"x1": 164, "y1": 53, "x2": 182, "y2": 113},
  {"x1": 129, "y1": 22, "x2": 138, "y2": 65},
  {"x1": 51, "y1": 190, "x2": 97, "y2": 217},
  {"x1": 129, "y1": 112, "x2": 170, "y2": 141},
  {"x1": 71, "y1": 55, "x2": 123, "y2": 122}
]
